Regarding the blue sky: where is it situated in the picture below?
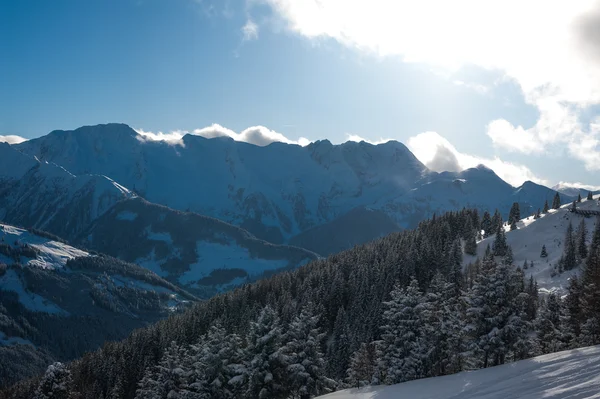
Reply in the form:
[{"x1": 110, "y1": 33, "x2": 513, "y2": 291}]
[{"x1": 2, "y1": 0, "x2": 600, "y2": 188}]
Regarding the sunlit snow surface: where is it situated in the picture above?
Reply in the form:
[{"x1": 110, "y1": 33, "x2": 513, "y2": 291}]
[
  {"x1": 319, "y1": 346, "x2": 600, "y2": 399},
  {"x1": 463, "y1": 196, "x2": 600, "y2": 296}
]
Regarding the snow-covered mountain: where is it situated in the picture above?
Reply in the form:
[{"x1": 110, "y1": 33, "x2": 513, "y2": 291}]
[
  {"x1": 552, "y1": 182, "x2": 600, "y2": 198},
  {"x1": 463, "y1": 194, "x2": 600, "y2": 295},
  {"x1": 0, "y1": 223, "x2": 195, "y2": 387},
  {"x1": 318, "y1": 345, "x2": 600, "y2": 399},
  {"x1": 14, "y1": 123, "x2": 572, "y2": 255},
  {"x1": 0, "y1": 143, "x2": 132, "y2": 240},
  {"x1": 76, "y1": 197, "x2": 319, "y2": 298}
]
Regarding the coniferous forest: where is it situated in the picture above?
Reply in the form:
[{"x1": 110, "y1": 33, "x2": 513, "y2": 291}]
[{"x1": 2, "y1": 208, "x2": 600, "y2": 399}]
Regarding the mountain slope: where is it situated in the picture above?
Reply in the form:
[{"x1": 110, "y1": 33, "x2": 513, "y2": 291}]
[
  {"x1": 318, "y1": 345, "x2": 600, "y2": 399},
  {"x1": 463, "y1": 195, "x2": 600, "y2": 295},
  {"x1": 0, "y1": 223, "x2": 195, "y2": 388},
  {"x1": 15, "y1": 124, "x2": 571, "y2": 256},
  {"x1": 75, "y1": 197, "x2": 319, "y2": 297},
  {"x1": 0, "y1": 143, "x2": 132, "y2": 240},
  {"x1": 15, "y1": 124, "x2": 429, "y2": 245}
]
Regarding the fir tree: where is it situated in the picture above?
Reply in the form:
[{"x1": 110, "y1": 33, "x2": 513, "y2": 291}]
[
  {"x1": 552, "y1": 192, "x2": 561, "y2": 209},
  {"x1": 577, "y1": 218, "x2": 588, "y2": 260},
  {"x1": 543, "y1": 200, "x2": 550, "y2": 214},
  {"x1": 578, "y1": 193, "x2": 582, "y2": 203},
  {"x1": 492, "y1": 224, "x2": 508, "y2": 257},
  {"x1": 536, "y1": 294, "x2": 565, "y2": 354},
  {"x1": 481, "y1": 211, "x2": 492, "y2": 238},
  {"x1": 534, "y1": 208, "x2": 541, "y2": 219},
  {"x1": 135, "y1": 342, "x2": 193, "y2": 399},
  {"x1": 510, "y1": 219, "x2": 517, "y2": 231},
  {"x1": 579, "y1": 220, "x2": 600, "y2": 346},
  {"x1": 245, "y1": 305, "x2": 287, "y2": 399},
  {"x1": 281, "y1": 305, "x2": 334, "y2": 399},
  {"x1": 561, "y1": 222, "x2": 577, "y2": 271},
  {"x1": 377, "y1": 278, "x2": 427, "y2": 384},
  {"x1": 33, "y1": 362, "x2": 73, "y2": 399},
  {"x1": 346, "y1": 343, "x2": 377, "y2": 389},
  {"x1": 540, "y1": 245, "x2": 548, "y2": 258},
  {"x1": 588, "y1": 191, "x2": 594, "y2": 201},
  {"x1": 508, "y1": 202, "x2": 520, "y2": 226}
]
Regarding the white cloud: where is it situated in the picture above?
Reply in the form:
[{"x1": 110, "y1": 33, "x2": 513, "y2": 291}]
[
  {"x1": 0, "y1": 135, "x2": 28, "y2": 144},
  {"x1": 136, "y1": 124, "x2": 310, "y2": 147},
  {"x1": 242, "y1": 19, "x2": 259, "y2": 41},
  {"x1": 256, "y1": 0, "x2": 600, "y2": 170},
  {"x1": 345, "y1": 133, "x2": 392, "y2": 145},
  {"x1": 407, "y1": 131, "x2": 548, "y2": 187}
]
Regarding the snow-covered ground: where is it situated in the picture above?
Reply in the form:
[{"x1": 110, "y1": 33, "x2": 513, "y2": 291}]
[
  {"x1": 0, "y1": 223, "x2": 88, "y2": 269},
  {"x1": 319, "y1": 345, "x2": 600, "y2": 399},
  {"x1": 463, "y1": 196, "x2": 600, "y2": 295}
]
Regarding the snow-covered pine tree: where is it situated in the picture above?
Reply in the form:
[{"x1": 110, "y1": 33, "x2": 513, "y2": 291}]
[
  {"x1": 535, "y1": 293, "x2": 565, "y2": 354},
  {"x1": 422, "y1": 273, "x2": 464, "y2": 377},
  {"x1": 464, "y1": 232, "x2": 478, "y2": 256},
  {"x1": 245, "y1": 305, "x2": 287, "y2": 399},
  {"x1": 491, "y1": 210, "x2": 502, "y2": 236},
  {"x1": 189, "y1": 322, "x2": 246, "y2": 398},
  {"x1": 563, "y1": 276, "x2": 583, "y2": 346},
  {"x1": 280, "y1": 304, "x2": 334, "y2": 399},
  {"x1": 135, "y1": 341, "x2": 193, "y2": 399},
  {"x1": 33, "y1": 362, "x2": 73, "y2": 399},
  {"x1": 377, "y1": 278, "x2": 427, "y2": 385},
  {"x1": 579, "y1": 220, "x2": 600, "y2": 346},
  {"x1": 552, "y1": 192, "x2": 561, "y2": 209},
  {"x1": 540, "y1": 244, "x2": 548, "y2": 258},
  {"x1": 543, "y1": 200, "x2": 550, "y2": 214},
  {"x1": 346, "y1": 342, "x2": 377, "y2": 388}
]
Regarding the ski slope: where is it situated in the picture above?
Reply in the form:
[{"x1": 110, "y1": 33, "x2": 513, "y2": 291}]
[
  {"x1": 319, "y1": 345, "x2": 600, "y2": 399},
  {"x1": 463, "y1": 195, "x2": 600, "y2": 295}
]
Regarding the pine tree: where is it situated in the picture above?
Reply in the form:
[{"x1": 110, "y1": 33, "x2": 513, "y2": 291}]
[
  {"x1": 540, "y1": 244, "x2": 548, "y2": 258},
  {"x1": 561, "y1": 222, "x2": 577, "y2": 271},
  {"x1": 377, "y1": 278, "x2": 427, "y2": 384},
  {"x1": 543, "y1": 200, "x2": 550, "y2": 214},
  {"x1": 481, "y1": 211, "x2": 492, "y2": 238},
  {"x1": 577, "y1": 218, "x2": 588, "y2": 260},
  {"x1": 33, "y1": 362, "x2": 73, "y2": 399},
  {"x1": 510, "y1": 219, "x2": 517, "y2": 231},
  {"x1": 572, "y1": 200, "x2": 577, "y2": 211},
  {"x1": 135, "y1": 342, "x2": 193, "y2": 399},
  {"x1": 579, "y1": 220, "x2": 600, "y2": 346},
  {"x1": 534, "y1": 208, "x2": 541, "y2": 219},
  {"x1": 588, "y1": 191, "x2": 594, "y2": 201},
  {"x1": 189, "y1": 322, "x2": 247, "y2": 398},
  {"x1": 492, "y1": 223, "x2": 508, "y2": 257},
  {"x1": 245, "y1": 305, "x2": 287, "y2": 399},
  {"x1": 508, "y1": 202, "x2": 520, "y2": 226},
  {"x1": 491, "y1": 210, "x2": 502, "y2": 236},
  {"x1": 464, "y1": 232, "x2": 478, "y2": 256},
  {"x1": 564, "y1": 276, "x2": 583, "y2": 345},
  {"x1": 536, "y1": 294, "x2": 565, "y2": 354},
  {"x1": 552, "y1": 192, "x2": 561, "y2": 209},
  {"x1": 346, "y1": 342, "x2": 377, "y2": 389},
  {"x1": 281, "y1": 305, "x2": 334, "y2": 399},
  {"x1": 578, "y1": 193, "x2": 582, "y2": 202}
]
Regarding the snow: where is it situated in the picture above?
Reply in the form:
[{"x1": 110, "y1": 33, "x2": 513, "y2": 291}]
[
  {"x1": 116, "y1": 210, "x2": 138, "y2": 221},
  {"x1": 463, "y1": 196, "x2": 600, "y2": 295},
  {"x1": 179, "y1": 241, "x2": 288, "y2": 285},
  {"x1": 0, "y1": 269, "x2": 68, "y2": 314},
  {"x1": 319, "y1": 345, "x2": 600, "y2": 399},
  {"x1": 0, "y1": 223, "x2": 88, "y2": 270}
]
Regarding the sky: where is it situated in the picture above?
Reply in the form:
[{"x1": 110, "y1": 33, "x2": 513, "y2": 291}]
[{"x1": 2, "y1": 0, "x2": 600, "y2": 189}]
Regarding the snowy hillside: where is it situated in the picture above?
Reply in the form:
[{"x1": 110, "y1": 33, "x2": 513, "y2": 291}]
[
  {"x1": 0, "y1": 223, "x2": 195, "y2": 387},
  {"x1": 0, "y1": 143, "x2": 132, "y2": 240},
  {"x1": 76, "y1": 197, "x2": 319, "y2": 297},
  {"x1": 464, "y1": 195, "x2": 600, "y2": 295},
  {"x1": 318, "y1": 345, "x2": 600, "y2": 399},
  {"x1": 14, "y1": 123, "x2": 572, "y2": 255}
]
